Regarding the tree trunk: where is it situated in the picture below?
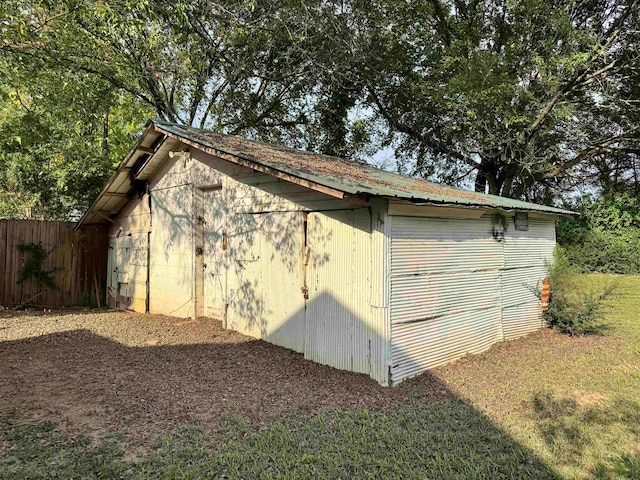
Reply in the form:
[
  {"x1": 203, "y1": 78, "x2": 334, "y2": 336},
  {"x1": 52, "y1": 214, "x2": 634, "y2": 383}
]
[
  {"x1": 101, "y1": 111, "x2": 109, "y2": 159},
  {"x1": 474, "y1": 171, "x2": 487, "y2": 193}
]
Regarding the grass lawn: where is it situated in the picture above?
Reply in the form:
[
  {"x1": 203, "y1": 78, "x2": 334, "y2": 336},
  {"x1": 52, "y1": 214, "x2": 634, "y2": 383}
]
[{"x1": 1, "y1": 274, "x2": 639, "y2": 479}]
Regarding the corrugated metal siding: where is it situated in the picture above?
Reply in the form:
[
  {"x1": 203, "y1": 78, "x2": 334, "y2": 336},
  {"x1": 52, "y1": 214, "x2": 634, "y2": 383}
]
[
  {"x1": 217, "y1": 156, "x2": 387, "y2": 382},
  {"x1": 391, "y1": 307, "x2": 503, "y2": 381},
  {"x1": 391, "y1": 271, "x2": 501, "y2": 324},
  {"x1": 389, "y1": 213, "x2": 556, "y2": 384},
  {"x1": 501, "y1": 266, "x2": 547, "y2": 308},
  {"x1": 501, "y1": 216, "x2": 556, "y2": 339},
  {"x1": 502, "y1": 302, "x2": 544, "y2": 339},
  {"x1": 149, "y1": 184, "x2": 194, "y2": 318},
  {"x1": 305, "y1": 208, "x2": 383, "y2": 377},
  {"x1": 143, "y1": 148, "x2": 386, "y2": 378},
  {"x1": 202, "y1": 189, "x2": 226, "y2": 317},
  {"x1": 226, "y1": 210, "x2": 307, "y2": 353},
  {"x1": 503, "y1": 217, "x2": 557, "y2": 269},
  {"x1": 391, "y1": 216, "x2": 503, "y2": 276},
  {"x1": 108, "y1": 195, "x2": 151, "y2": 312}
]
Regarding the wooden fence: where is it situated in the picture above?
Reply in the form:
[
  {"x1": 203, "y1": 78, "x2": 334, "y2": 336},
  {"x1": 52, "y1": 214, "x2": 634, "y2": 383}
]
[{"x1": 0, "y1": 220, "x2": 108, "y2": 308}]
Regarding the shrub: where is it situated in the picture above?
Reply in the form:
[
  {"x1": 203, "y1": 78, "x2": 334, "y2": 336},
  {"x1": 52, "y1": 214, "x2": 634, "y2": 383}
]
[
  {"x1": 557, "y1": 195, "x2": 640, "y2": 274},
  {"x1": 17, "y1": 242, "x2": 60, "y2": 290},
  {"x1": 544, "y1": 247, "x2": 616, "y2": 335}
]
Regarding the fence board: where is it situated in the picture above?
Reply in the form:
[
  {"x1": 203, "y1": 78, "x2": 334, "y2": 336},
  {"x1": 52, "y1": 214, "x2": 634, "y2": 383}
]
[
  {"x1": 0, "y1": 220, "x2": 108, "y2": 308},
  {"x1": 5, "y1": 221, "x2": 16, "y2": 303},
  {"x1": 49, "y1": 221, "x2": 60, "y2": 307},
  {"x1": 0, "y1": 221, "x2": 6, "y2": 302}
]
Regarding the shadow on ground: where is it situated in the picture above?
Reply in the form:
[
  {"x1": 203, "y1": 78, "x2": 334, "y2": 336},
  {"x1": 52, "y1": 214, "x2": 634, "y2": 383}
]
[
  {"x1": 527, "y1": 390, "x2": 640, "y2": 478},
  {"x1": 0, "y1": 314, "x2": 563, "y2": 478}
]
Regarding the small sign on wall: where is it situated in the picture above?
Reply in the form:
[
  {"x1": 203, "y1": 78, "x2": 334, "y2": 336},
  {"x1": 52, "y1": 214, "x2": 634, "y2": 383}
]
[{"x1": 514, "y1": 212, "x2": 529, "y2": 231}]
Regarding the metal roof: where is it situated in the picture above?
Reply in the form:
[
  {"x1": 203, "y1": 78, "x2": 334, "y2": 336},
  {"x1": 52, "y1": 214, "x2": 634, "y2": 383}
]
[
  {"x1": 77, "y1": 119, "x2": 574, "y2": 226},
  {"x1": 153, "y1": 119, "x2": 574, "y2": 215}
]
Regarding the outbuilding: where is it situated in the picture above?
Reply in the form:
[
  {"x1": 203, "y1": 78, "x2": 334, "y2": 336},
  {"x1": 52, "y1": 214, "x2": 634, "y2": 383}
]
[{"x1": 78, "y1": 119, "x2": 571, "y2": 386}]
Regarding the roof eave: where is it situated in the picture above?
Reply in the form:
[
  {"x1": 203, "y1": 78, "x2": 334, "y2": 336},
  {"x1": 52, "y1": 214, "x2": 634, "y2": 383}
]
[
  {"x1": 75, "y1": 120, "x2": 156, "y2": 230},
  {"x1": 77, "y1": 118, "x2": 577, "y2": 229}
]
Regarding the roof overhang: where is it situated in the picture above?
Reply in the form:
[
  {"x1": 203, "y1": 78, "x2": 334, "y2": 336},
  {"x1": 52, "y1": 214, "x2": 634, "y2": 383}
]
[
  {"x1": 77, "y1": 119, "x2": 576, "y2": 229},
  {"x1": 157, "y1": 125, "x2": 346, "y2": 200},
  {"x1": 76, "y1": 120, "x2": 351, "y2": 228},
  {"x1": 75, "y1": 121, "x2": 179, "y2": 228}
]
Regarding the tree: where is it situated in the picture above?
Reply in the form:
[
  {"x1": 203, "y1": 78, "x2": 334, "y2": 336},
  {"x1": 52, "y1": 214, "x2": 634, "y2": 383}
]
[
  {"x1": 2, "y1": 0, "x2": 639, "y2": 207},
  {"x1": 0, "y1": 67, "x2": 150, "y2": 219},
  {"x1": 344, "y1": 0, "x2": 640, "y2": 199}
]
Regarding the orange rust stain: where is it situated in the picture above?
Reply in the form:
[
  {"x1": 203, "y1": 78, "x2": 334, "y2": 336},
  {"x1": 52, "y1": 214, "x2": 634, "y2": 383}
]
[{"x1": 541, "y1": 277, "x2": 550, "y2": 311}]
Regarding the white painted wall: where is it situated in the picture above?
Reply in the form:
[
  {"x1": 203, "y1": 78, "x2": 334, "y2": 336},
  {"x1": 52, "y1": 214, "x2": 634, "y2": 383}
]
[
  {"x1": 143, "y1": 147, "x2": 390, "y2": 381},
  {"x1": 304, "y1": 207, "x2": 390, "y2": 384},
  {"x1": 388, "y1": 212, "x2": 556, "y2": 384},
  {"x1": 225, "y1": 210, "x2": 306, "y2": 351},
  {"x1": 107, "y1": 195, "x2": 150, "y2": 311},
  {"x1": 146, "y1": 152, "x2": 222, "y2": 317},
  {"x1": 501, "y1": 216, "x2": 557, "y2": 339},
  {"x1": 108, "y1": 142, "x2": 557, "y2": 387}
]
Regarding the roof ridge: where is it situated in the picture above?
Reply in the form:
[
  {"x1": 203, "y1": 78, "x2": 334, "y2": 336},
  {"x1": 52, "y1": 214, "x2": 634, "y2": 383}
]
[{"x1": 151, "y1": 119, "x2": 575, "y2": 215}]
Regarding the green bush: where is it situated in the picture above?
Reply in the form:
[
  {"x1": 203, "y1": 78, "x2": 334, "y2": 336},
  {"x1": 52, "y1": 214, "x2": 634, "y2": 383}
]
[
  {"x1": 557, "y1": 195, "x2": 640, "y2": 274},
  {"x1": 544, "y1": 248, "x2": 616, "y2": 336}
]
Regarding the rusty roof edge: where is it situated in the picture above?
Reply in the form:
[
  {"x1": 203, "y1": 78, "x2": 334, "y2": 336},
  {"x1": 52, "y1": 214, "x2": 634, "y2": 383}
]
[
  {"x1": 153, "y1": 123, "x2": 346, "y2": 199},
  {"x1": 80, "y1": 119, "x2": 574, "y2": 224},
  {"x1": 398, "y1": 199, "x2": 576, "y2": 216},
  {"x1": 153, "y1": 119, "x2": 576, "y2": 216}
]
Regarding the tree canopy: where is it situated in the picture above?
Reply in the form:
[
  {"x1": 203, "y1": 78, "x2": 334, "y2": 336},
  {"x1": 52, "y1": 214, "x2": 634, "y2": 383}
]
[{"x1": 1, "y1": 0, "x2": 639, "y2": 218}]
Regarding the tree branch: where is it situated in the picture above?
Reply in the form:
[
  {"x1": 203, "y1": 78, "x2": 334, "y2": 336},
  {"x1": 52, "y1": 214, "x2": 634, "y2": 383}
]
[
  {"x1": 519, "y1": 2, "x2": 636, "y2": 145},
  {"x1": 543, "y1": 128, "x2": 640, "y2": 179},
  {"x1": 367, "y1": 86, "x2": 479, "y2": 168}
]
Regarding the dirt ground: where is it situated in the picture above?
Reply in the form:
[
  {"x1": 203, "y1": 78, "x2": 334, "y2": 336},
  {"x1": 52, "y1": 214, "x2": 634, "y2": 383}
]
[{"x1": 0, "y1": 309, "x2": 451, "y2": 446}]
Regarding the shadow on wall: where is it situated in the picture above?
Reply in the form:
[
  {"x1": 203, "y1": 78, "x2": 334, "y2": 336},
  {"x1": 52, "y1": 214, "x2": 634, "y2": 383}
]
[
  {"x1": 144, "y1": 188, "x2": 543, "y2": 385},
  {"x1": 144, "y1": 170, "x2": 343, "y2": 319},
  {"x1": 141, "y1": 143, "x2": 380, "y2": 320},
  {"x1": 0, "y1": 324, "x2": 560, "y2": 478},
  {"x1": 131, "y1": 178, "x2": 550, "y2": 388}
]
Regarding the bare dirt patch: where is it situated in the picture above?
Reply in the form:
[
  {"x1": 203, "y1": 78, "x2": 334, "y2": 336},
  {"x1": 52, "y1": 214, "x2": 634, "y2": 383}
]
[{"x1": 0, "y1": 310, "x2": 449, "y2": 446}]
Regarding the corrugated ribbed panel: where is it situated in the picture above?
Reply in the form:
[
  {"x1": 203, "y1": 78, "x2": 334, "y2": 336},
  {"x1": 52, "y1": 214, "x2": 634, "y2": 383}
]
[
  {"x1": 389, "y1": 213, "x2": 557, "y2": 384},
  {"x1": 305, "y1": 210, "x2": 354, "y2": 371},
  {"x1": 149, "y1": 184, "x2": 194, "y2": 318},
  {"x1": 500, "y1": 216, "x2": 555, "y2": 340},
  {"x1": 391, "y1": 306, "x2": 502, "y2": 382},
  {"x1": 503, "y1": 217, "x2": 556, "y2": 269},
  {"x1": 389, "y1": 215, "x2": 503, "y2": 383},
  {"x1": 225, "y1": 211, "x2": 307, "y2": 353},
  {"x1": 391, "y1": 216, "x2": 502, "y2": 276},
  {"x1": 391, "y1": 270, "x2": 500, "y2": 324},
  {"x1": 305, "y1": 209, "x2": 386, "y2": 380},
  {"x1": 502, "y1": 302, "x2": 543, "y2": 340},
  {"x1": 501, "y1": 266, "x2": 547, "y2": 308},
  {"x1": 217, "y1": 169, "x2": 387, "y2": 384}
]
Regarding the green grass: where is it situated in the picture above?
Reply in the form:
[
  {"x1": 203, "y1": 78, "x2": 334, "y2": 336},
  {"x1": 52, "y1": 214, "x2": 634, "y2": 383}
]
[
  {"x1": 1, "y1": 274, "x2": 639, "y2": 479},
  {"x1": 0, "y1": 401, "x2": 559, "y2": 480},
  {"x1": 432, "y1": 274, "x2": 640, "y2": 479}
]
